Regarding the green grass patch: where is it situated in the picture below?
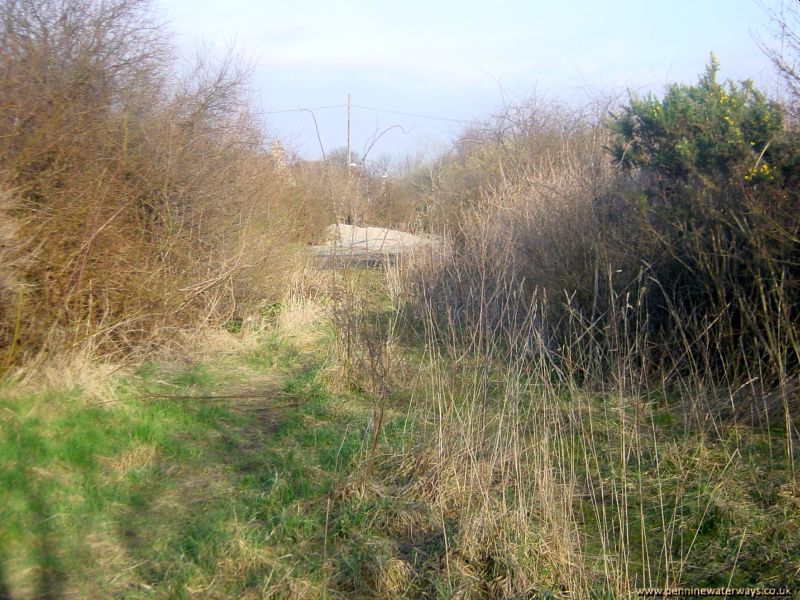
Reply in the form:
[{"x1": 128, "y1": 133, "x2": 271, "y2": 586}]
[
  {"x1": 3, "y1": 293, "x2": 797, "y2": 598},
  {"x1": 0, "y1": 325, "x2": 416, "y2": 598}
]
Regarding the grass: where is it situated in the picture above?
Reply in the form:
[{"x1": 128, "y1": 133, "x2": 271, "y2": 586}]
[
  {"x1": 0, "y1": 321, "x2": 412, "y2": 598},
  {"x1": 1, "y1": 274, "x2": 799, "y2": 599}
]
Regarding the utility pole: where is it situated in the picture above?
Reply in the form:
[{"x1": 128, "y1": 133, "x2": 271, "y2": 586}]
[
  {"x1": 346, "y1": 93, "x2": 352, "y2": 224},
  {"x1": 346, "y1": 93, "x2": 352, "y2": 178}
]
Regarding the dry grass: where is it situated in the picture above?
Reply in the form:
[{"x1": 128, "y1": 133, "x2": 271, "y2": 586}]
[
  {"x1": 362, "y1": 250, "x2": 800, "y2": 594},
  {"x1": 5, "y1": 347, "x2": 121, "y2": 406},
  {"x1": 338, "y1": 97, "x2": 800, "y2": 594}
]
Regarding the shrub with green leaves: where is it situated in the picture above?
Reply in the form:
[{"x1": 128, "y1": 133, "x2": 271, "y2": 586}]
[
  {"x1": 605, "y1": 56, "x2": 800, "y2": 385},
  {"x1": 608, "y1": 56, "x2": 785, "y2": 185}
]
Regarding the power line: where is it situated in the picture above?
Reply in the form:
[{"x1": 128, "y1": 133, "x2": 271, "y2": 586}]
[
  {"x1": 352, "y1": 104, "x2": 471, "y2": 124},
  {"x1": 263, "y1": 104, "x2": 346, "y2": 114},
  {"x1": 263, "y1": 103, "x2": 472, "y2": 124}
]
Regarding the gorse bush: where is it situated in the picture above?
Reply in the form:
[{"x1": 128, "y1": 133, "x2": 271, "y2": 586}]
[
  {"x1": 608, "y1": 57, "x2": 783, "y2": 181},
  {"x1": 606, "y1": 56, "x2": 800, "y2": 385},
  {"x1": 0, "y1": 0, "x2": 310, "y2": 365}
]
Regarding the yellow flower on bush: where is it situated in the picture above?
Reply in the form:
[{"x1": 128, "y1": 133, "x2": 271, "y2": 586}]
[{"x1": 744, "y1": 161, "x2": 772, "y2": 182}]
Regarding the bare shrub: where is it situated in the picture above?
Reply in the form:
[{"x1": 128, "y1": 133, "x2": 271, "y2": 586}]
[
  {"x1": 0, "y1": 187, "x2": 25, "y2": 374},
  {"x1": 409, "y1": 98, "x2": 619, "y2": 369},
  {"x1": 328, "y1": 263, "x2": 402, "y2": 474},
  {"x1": 757, "y1": 0, "x2": 800, "y2": 122},
  {"x1": 0, "y1": 0, "x2": 308, "y2": 364}
]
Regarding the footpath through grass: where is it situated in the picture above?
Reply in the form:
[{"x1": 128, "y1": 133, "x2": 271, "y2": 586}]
[
  {"x1": 0, "y1": 319, "x2": 415, "y2": 599},
  {"x1": 2, "y1": 290, "x2": 799, "y2": 599}
]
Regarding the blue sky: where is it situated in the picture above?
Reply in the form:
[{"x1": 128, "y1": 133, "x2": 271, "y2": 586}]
[{"x1": 162, "y1": 0, "x2": 782, "y2": 162}]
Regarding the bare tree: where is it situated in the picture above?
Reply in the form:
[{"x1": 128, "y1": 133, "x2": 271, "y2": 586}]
[{"x1": 756, "y1": 0, "x2": 800, "y2": 121}]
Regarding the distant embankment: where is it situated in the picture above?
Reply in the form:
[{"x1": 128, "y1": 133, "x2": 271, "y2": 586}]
[{"x1": 310, "y1": 224, "x2": 440, "y2": 268}]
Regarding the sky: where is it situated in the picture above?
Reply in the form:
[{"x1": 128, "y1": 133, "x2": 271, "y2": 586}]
[{"x1": 161, "y1": 0, "x2": 784, "y2": 163}]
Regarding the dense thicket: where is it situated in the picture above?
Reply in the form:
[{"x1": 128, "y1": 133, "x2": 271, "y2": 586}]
[
  {"x1": 409, "y1": 60, "x2": 799, "y2": 417},
  {"x1": 605, "y1": 58, "x2": 800, "y2": 385},
  {"x1": 0, "y1": 0, "x2": 312, "y2": 367}
]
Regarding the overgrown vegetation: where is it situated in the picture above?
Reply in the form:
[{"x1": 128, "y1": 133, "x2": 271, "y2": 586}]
[
  {"x1": 410, "y1": 58, "x2": 799, "y2": 415},
  {"x1": 0, "y1": 0, "x2": 320, "y2": 368}
]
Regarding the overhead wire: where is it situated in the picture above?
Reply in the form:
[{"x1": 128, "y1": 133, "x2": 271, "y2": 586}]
[
  {"x1": 352, "y1": 104, "x2": 471, "y2": 123},
  {"x1": 263, "y1": 104, "x2": 345, "y2": 114},
  {"x1": 263, "y1": 103, "x2": 472, "y2": 124}
]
